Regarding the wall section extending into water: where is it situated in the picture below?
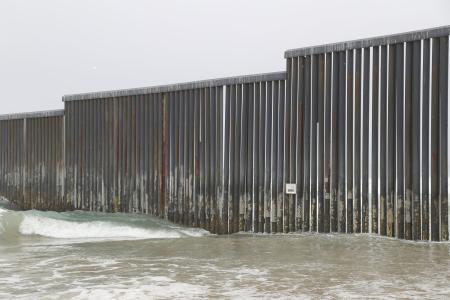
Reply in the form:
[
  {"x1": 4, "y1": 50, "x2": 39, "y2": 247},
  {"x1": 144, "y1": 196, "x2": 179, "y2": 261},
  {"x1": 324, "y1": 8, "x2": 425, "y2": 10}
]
[
  {"x1": 63, "y1": 72, "x2": 286, "y2": 235},
  {"x1": 0, "y1": 110, "x2": 67, "y2": 210},
  {"x1": 1, "y1": 26, "x2": 449, "y2": 240}
]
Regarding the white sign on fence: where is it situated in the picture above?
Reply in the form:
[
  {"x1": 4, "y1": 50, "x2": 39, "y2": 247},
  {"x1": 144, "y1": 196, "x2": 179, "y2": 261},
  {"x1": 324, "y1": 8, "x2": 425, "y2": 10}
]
[{"x1": 286, "y1": 183, "x2": 296, "y2": 194}]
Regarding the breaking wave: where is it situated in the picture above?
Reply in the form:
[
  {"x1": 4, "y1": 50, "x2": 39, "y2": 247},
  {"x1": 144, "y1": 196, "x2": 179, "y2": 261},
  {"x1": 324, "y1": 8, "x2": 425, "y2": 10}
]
[{"x1": 0, "y1": 202, "x2": 209, "y2": 242}]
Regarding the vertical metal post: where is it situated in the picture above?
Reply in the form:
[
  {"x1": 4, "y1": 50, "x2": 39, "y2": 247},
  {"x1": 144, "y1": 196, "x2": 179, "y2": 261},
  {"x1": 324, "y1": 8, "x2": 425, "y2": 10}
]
[
  {"x1": 411, "y1": 40, "x2": 421, "y2": 240},
  {"x1": 387, "y1": 44, "x2": 396, "y2": 237},
  {"x1": 260, "y1": 82, "x2": 267, "y2": 232},
  {"x1": 362, "y1": 47, "x2": 370, "y2": 233},
  {"x1": 278, "y1": 80, "x2": 286, "y2": 232},
  {"x1": 422, "y1": 39, "x2": 431, "y2": 240},
  {"x1": 379, "y1": 45, "x2": 388, "y2": 236},
  {"x1": 318, "y1": 54, "x2": 325, "y2": 233},
  {"x1": 324, "y1": 52, "x2": 332, "y2": 233},
  {"x1": 216, "y1": 87, "x2": 225, "y2": 234},
  {"x1": 301, "y1": 56, "x2": 310, "y2": 232},
  {"x1": 265, "y1": 82, "x2": 272, "y2": 232},
  {"x1": 284, "y1": 59, "x2": 292, "y2": 233},
  {"x1": 331, "y1": 52, "x2": 339, "y2": 232},
  {"x1": 311, "y1": 55, "x2": 319, "y2": 232},
  {"x1": 354, "y1": 48, "x2": 362, "y2": 233},
  {"x1": 405, "y1": 42, "x2": 413, "y2": 240},
  {"x1": 346, "y1": 49, "x2": 354, "y2": 233},
  {"x1": 254, "y1": 82, "x2": 261, "y2": 232},
  {"x1": 271, "y1": 81, "x2": 278, "y2": 232},
  {"x1": 246, "y1": 83, "x2": 254, "y2": 232},
  {"x1": 296, "y1": 57, "x2": 305, "y2": 231},
  {"x1": 372, "y1": 46, "x2": 380, "y2": 234},
  {"x1": 439, "y1": 36, "x2": 448, "y2": 241},
  {"x1": 223, "y1": 86, "x2": 231, "y2": 233},
  {"x1": 431, "y1": 38, "x2": 440, "y2": 241},
  {"x1": 235, "y1": 84, "x2": 244, "y2": 232},
  {"x1": 396, "y1": 43, "x2": 405, "y2": 239},
  {"x1": 338, "y1": 51, "x2": 346, "y2": 233}
]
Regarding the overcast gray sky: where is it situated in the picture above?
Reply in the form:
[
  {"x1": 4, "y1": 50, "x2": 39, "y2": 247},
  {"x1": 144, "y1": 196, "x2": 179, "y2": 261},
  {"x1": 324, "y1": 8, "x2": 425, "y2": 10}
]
[{"x1": 0, "y1": 0, "x2": 449, "y2": 114}]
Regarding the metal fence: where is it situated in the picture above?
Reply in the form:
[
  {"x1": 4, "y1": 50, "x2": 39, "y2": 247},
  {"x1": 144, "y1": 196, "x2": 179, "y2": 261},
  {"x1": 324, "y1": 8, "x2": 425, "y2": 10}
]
[
  {"x1": 224, "y1": 78, "x2": 287, "y2": 233},
  {"x1": 0, "y1": 110, "x2": 65, "y2": 210},
  {"x1": 0, "y1": 26, "x2": 449, "y2": 240},
  {"x1": 285, "y1": 26, "x2": 450, "y2": 241},
  {"x1": 63, "y1": 72, "x2": 285, "y2": 234}
]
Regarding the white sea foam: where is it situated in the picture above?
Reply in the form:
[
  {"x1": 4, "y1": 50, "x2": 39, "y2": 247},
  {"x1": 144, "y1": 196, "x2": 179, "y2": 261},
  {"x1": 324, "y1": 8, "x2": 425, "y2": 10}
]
[
  {"x1": 1, "y1": 206, "x2": 210, "y2": 242},
  {"x1": 179, "y1": 228, "x2": 211, "y2": 237},
  {"x1": 66, "y1": 281, "x2": 209, "y2": 300},
  {"x1": 18, "y1": 214, "x2": 182, "y2": 240},
  {"x1": 0, "y1": 208, "x2": 8, "y2": 233}
]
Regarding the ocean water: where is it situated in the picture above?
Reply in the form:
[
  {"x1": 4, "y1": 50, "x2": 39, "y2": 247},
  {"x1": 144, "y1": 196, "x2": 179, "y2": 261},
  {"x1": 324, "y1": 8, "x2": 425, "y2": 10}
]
[{"x1": 1, "y1": 199, "x2": 450, "y2": 299}]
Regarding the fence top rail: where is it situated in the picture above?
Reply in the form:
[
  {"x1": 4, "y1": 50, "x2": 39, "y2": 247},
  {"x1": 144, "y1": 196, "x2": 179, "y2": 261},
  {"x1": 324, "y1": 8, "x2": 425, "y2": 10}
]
[
  {"x1": 284, "y1": 25, "x2": 450, "y2": 58},
  {"x1": 0, "y1": 109, "x2": 64, "y2": 121},
  {"x1": 62, "y1": 71, "x2": 286, "y2": 102}
]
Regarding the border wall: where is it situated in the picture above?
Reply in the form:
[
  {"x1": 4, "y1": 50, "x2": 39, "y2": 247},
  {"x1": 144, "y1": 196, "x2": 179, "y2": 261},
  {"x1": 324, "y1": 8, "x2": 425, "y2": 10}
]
[
  {"x1": 0, "y1": 110, "x2": 66, "y2": 210},
  {"x1": 0, "y1": 26, "x2": 449, "y2": 240}
]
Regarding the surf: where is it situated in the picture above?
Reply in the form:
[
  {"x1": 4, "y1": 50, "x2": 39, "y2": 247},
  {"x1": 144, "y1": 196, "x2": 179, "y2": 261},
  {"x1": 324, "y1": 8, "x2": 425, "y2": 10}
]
[{"x1": 0, "y1": 199, "x2": 209, "y2": 242}]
